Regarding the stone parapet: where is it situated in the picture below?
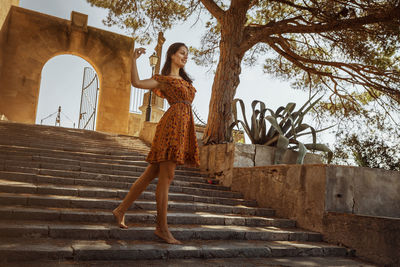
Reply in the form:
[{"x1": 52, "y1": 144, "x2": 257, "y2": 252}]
[
  {"x1": 325, "y1": 166, "x2": 400, "y2": 218},
  {"x1": 199, "y1": 143, "x2": 322, "y2": 186},
  {"x1": 230, "y1": 164, "x2": 400, "y2": 266},
  {"x1": 234, "y1": 143, "x2": 322, "y2": 167}
]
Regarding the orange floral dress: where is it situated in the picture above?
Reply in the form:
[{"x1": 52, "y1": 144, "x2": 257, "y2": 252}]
[{"x1": 145, "y1": 74, "x2": 200, "y2": 167}]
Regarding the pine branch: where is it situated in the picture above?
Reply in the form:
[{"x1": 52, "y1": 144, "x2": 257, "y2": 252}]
[
  {"x1": 245, "y1": 4, "x2": 400, "y2": 47},
  {"x1": 265, "y1": 36, "x2": 400, "y2": 103},
  {"x1": 200, "y1": 0, "x2": 226, "y2": 21}
]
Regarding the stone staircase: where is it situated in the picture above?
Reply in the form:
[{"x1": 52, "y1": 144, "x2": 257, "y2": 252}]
[{"x1": 0, "y1": 121, "x2": 374, "y2": 266}]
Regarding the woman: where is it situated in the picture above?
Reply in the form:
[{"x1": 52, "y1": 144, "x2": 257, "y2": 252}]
[{"x1": 112, "y1": 42, "x2": 200, "y2": 245}]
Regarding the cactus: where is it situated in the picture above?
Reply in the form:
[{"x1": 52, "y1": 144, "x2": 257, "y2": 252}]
[{"x1": 229, "y1": 93, "x2": 333, "y2": 164}]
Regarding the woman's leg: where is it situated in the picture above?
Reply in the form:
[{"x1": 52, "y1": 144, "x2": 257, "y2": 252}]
[
  {"x1": 154, "y1": 160, "x2": 181, "y2": 244},
  {"x1": 113, "y1": 163, "x2": 160, "y2": 228}
]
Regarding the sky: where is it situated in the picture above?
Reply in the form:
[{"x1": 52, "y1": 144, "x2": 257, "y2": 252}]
[{"x1": 20, "y1": 0, "x2": 314, "y2": 144}]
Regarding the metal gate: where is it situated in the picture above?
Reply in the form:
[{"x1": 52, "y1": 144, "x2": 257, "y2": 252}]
[{"x1": 78, "y1": 67, "x2": 99, "y2": 130}]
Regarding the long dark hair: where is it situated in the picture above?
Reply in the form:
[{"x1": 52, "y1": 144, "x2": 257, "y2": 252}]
[{"x1": 161, "y1": 42, "x2": 193, "y2": 84}]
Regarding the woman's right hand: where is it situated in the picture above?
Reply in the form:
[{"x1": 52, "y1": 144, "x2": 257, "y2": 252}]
[
  {"x1": 133, "y1": 48, "x2": 146, "y2": 60},
  {"x1": 130, "y1": 46, "x2": 159, "y2": 89}
]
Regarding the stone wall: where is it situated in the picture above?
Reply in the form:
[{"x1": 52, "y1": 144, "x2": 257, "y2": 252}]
[
  {"x1": 231, "y1": 165, "x2": 327, "y2": 231},
  {"x1": 230, "y1": 164, "x2": 400, "y2": 266},
  {"x1": 323, "y1": 212, "x2": 399, "y2": 267},
  {"x1": 0, "y1": 0, "x2": 18, "y2": 28},
  {"x1": 325, "y1": 166, "x2": 400, "y2": 218},
  {"x1": 0, "y1": 0, "x2": 19, "y2": 98}
]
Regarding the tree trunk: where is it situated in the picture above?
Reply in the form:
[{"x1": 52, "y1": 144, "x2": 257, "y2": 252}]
[
  {"x1": 202, "y1": 1, "x2": 250, "y2": 145},
  {"x1": 202, "y1": 22, "x2": 245, "y2": 145}
]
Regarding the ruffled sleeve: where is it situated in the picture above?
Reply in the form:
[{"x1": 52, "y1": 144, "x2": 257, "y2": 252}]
[{"x1": 152, "y1": 74, "x2": 169, "y2": 98}]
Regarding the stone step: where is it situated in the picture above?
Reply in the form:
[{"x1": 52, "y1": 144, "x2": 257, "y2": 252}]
[
  {"x1": 0, "y1": 146, "x2": 202, "y2": 173},
  {"x1": 0, "y1": 139, "x2": 150, "y2": 155},
  {"x1": 0, "y1": 122, "x2": 130, "y2": 136},
  {"x1": 0, "y1": 150, "x2": 146, "y2": 164},
  {"x1": 0, "y1": 238, "x2": 349, "y2": 262},
  {"x1": 2, "y1": 157, "x2": 205, "y2": 179},
  {"x1": 0, "y1": 122, "x2": 151, "y2": 154},
  {"x1": 0, "y1": 122, "x2": 364, "y2": 265},
  {"x1": 3, "y1": 257, "x2": 375, "y2": 267},
  {"x1": 0, "y1": 206, "x2": 295, "y2": 228},
  {"x1": 0, "y1": 172, "x2": 241, "y2": 199},
  {"x1": 0, "y1": 192, "x2": 273, "y2": 217},
  {"x1": 0, "y1": 178, "x2": 257, "y2": 207},
  {"x1": 0, "y1": 221, "x2": 321, "y2": 242},
  {"x1": 0, "y1": 159, "x2": 220, "y2": 189},
  {"x1": 0, "y1": 144, "x2": 147, "y2": 161},
  {"x1": 1, "y1": 165, "x2": 211, "y2": 186}
]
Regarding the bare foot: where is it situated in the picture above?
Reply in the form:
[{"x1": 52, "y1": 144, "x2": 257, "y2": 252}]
[
  {"x1": 154, "y1": 227, "x2": 182, "y2": 244},
  {"x1": 112, "y1": 208, "x2": 128, "y2": 229}
]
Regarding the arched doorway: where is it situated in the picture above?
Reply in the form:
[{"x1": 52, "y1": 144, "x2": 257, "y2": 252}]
[
  {"x1": 0, "y1": 7, "x2": 133, "y2": 134},
  {"x1": 36, "y1": 55, "x2": 99, "y2": 130}
]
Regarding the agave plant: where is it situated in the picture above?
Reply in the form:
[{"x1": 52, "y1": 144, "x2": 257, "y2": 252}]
[{"x1": 229, "y1": 93, "x2": 333, "y2": 164}]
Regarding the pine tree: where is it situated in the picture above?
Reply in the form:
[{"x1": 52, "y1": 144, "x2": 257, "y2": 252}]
[{"x1": 87, "y1": 0, "x2": 400, "y2": 144}]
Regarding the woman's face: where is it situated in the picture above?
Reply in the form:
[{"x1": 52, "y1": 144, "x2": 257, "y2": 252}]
[{"x1": 171, "y1": 46, "x2": 188, "y2": 68}]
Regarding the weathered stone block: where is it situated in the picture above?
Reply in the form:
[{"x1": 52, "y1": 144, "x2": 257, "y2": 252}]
[
  {"x1": 199, "y1": 143, "x2": 235, "y2": 187},
  {"x1": 70, "y1": 11, "x2": 88, "y2": 31},
  {"x1": 37, "y1": 186, "x2": 78, "y2": 196},
  {"x1": 325, "y1": 166, "x2": 356, "y2": 214},
  {"x1": 234, "y1": 143, "x2": 254, "y2": 167},
  {"x1": 128, "y1": 113, "x2": 143, "y2": 137},
  {"x1": 325, "y1": 166, "x2": 400, "y2": 218},
  {"x1": 265, "y1": 241, "x2": 297, "y2": 257},
  {"x1": 167, "y1": 245, "x2": 201, "y2": 259},
  {"x1": 14, "y1": 208, "x2": 60, "y2": 221},
  {"x1": 354, "y1": 167, "x2": 400, "y2": 218},
  {"x1": 255, "y1": 144, "x2": 274, "y2": 166},
  {"x1": 0, "y1": 224, "x2": 48, "y2": 238},
  {"x1": 224, "y1": 216, "x2": 245, "y2": 226}
]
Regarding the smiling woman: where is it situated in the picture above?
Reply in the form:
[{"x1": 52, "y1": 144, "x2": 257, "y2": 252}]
[
  {"x1": 112, "y1": 42, "x2": 200, "y2": 245},
  {"x1": 35, "y1": 55, "x2": 96, "y2": 128}
]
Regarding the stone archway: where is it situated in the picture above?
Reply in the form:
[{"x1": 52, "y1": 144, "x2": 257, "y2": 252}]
[
  {"x1": 0, "y1": 6, "x2": 133, "y2": 135},
  {"x1": 36, "y1": 54, "x2": 99, "y2": 129}
]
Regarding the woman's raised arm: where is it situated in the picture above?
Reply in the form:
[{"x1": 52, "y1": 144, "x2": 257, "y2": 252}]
[{"x1": 131, "y1": 47, "x2": 159, "y2": 90}]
